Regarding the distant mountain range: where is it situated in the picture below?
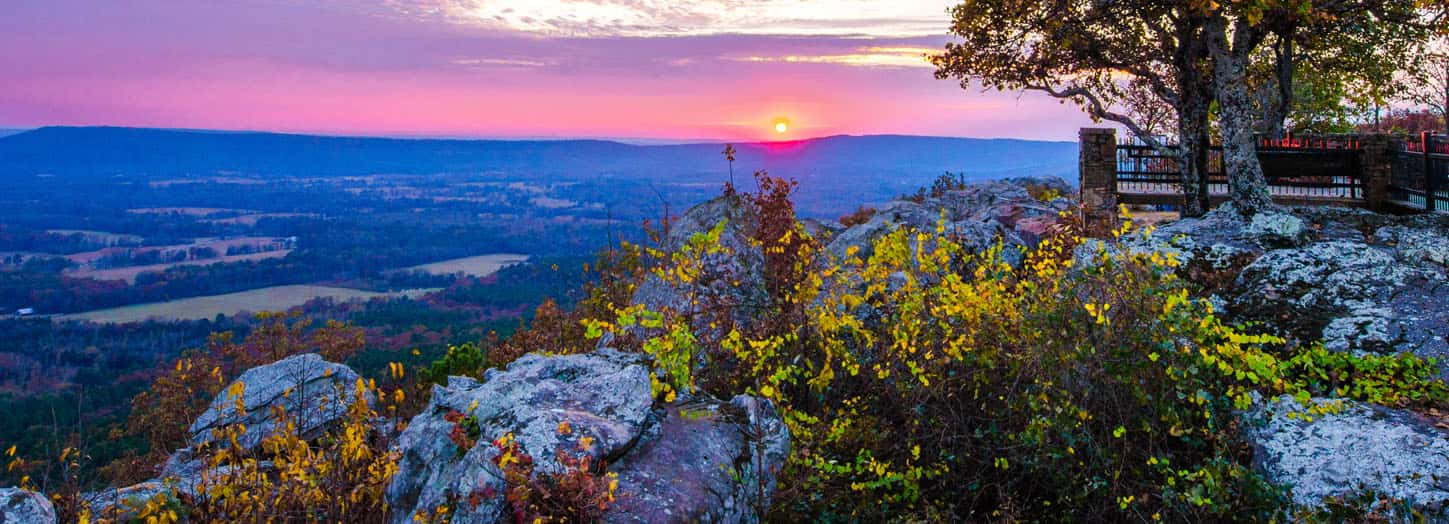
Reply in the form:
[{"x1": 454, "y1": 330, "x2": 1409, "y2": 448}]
[
  {"x1": 0, "y1": 128, "x2": 28, "y2": 138},
  {"x1": 0, "y1": 127, "x2": 1077, "y2": 184}
]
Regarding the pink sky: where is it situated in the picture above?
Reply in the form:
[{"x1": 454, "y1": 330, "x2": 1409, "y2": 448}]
[{"x1": 0, "y1": 0, "x2": 1096, "y2": 142}]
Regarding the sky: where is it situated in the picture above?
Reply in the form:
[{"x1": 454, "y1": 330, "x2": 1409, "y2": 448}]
[{"x1": 0, "y1": 0, "x2": 1096, "y2": 142}]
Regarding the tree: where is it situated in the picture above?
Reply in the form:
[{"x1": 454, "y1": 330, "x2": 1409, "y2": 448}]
[
  {"x1": 933, "y1": 0, "x2": 1216, "y2": 216},
  {"x1": 1202, "y1": 0, "x2": 1440, "y2": 215},
  {"x1": 1403, "y1": 36, "x2": 1449, "y2": 134}
]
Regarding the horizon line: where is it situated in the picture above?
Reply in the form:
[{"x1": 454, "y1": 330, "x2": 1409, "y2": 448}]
[{"x1": 0, "y1": 124, "x2": 1081, "y2": 146}]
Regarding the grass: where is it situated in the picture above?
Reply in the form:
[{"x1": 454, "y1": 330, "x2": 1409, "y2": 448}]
[
  {"x1": 69, "y1": 250, "x2": 293, "y2": 284},
  {"x1": 398, "y1": 253, "x2": 529, "y2": 277},
  {"x1": 61, "y1": 285, "x2": 439, "y2": 324}
]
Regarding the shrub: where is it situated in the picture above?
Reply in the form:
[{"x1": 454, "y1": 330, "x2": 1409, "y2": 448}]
[
  {"x1": 905, "y1": 172, "x2": 971, "y2": 203},
  {"x1": 581, "y1": 197, "x2": 1449, "y2": 521},
  {"x1": 491, "y1": 429, "x2": 619, "y2": 523},
  {"x1": 839, "y1": 206, "x2": 877, "y2": 228}
]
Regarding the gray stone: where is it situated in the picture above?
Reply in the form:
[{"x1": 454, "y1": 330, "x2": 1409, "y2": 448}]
[
  {"x1": 629, "y1": 194, "x2": 768, "y2": 336},
  {"x1": 1376, "y1": 225, "x2": 1449, "y2": 267},
  {"x1": 606, "y1": 395, "x2": 790, "y2": 524},
  {"x1": 189, "y1": 353, "x2": 369, "y2": 451},
  {"x1": 1321, "y1": 307, "x2": 1401, "y2": 355},
  {"x1": 0, "y1": 488, "x2": 55, "y2": 524},
  {"x1": 1245, "y1": 395, "x2": 1449, "y2": 512},
  {"x1": 387, "y1": 349, "x2": 654, "y2": 523},
  {"x1": 1229, "y1": 241, "x2": 1416, "y2": 340},
  {"x1": 386, "y1": 349, "x2": 789, "y2": 524},
  {"x1": 824, "y1": 177, "x2": 1066, "y2": 264},
  {"x1": 1241, "y1": 211, "x2": 1311, "y2": 248}
]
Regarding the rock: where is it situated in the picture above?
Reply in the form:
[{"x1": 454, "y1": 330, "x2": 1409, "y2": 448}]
[
  {"x1": 1229, "y1": 241, "x2": 1416, "y2": 341},
  {"x1": 189, "y1": 353, "x2": 369, "y2": 451},
  {"x1": 1241, "y1": 211, "x2": 1311, "y2": 248},
  {"x1": 1321, "y1": 308, "x2": 1401, "y2": 354},
  {"x1": 0, "y1": 488, "x2": 55, "y2": 524},
  {"x1": 1245, "y1": 395, "x2": 1449, "y2": 512},
  {"x1": 606, "y1": 395, "x2": 789, "y2": 524},
  {"x1": 630, "y1": 193, "x2": 768, "y2": 335},
  {"x1": 386, "y1": 349, "x2": 789, "y2": 524},
  {"x1": 1376, "y1": 225, "x2": 1449, "y2": 267},
  {"x1": 1226, "y1": 238, "x2": 1449, "y2": 370},
  {"x1": 386, "y1": 349, "x2": 654, "y2": 523},
  {"x1": 86, "y1": 354, "x2": 365, "y2": 518},
  {"x1": 825, "y1": 177, "x2": 1070, "y2": 263}
]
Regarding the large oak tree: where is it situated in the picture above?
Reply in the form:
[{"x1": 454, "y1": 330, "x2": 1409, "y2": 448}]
[
  {"x1": 937, "y1": 0, "x2": 1445, "y2": 216},
  {"x1": 933, "y1": 0, "x2": 1217, "y2": 216}
]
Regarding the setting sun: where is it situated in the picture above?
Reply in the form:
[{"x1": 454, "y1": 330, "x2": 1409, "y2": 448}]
[{"x1": 774, "y1": 120, "x2": 789, "y2": 134}]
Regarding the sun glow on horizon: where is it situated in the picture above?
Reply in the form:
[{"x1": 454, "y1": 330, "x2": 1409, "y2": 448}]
[{"x1": 774, "y1": 120, "x2": 789, "y2": 134}]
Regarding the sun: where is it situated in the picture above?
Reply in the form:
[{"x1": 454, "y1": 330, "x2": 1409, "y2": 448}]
[{"x1": 774, "y1": 120, "x2": 789, "y2": 134}]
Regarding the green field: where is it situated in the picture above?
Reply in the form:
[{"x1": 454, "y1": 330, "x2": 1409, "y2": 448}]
[
  {"x1": 62, "y1": 285, "x2": 439, "y2": 324},
  {"x1": 400, "y1": 253, "x2": 529, "y2": 277}
]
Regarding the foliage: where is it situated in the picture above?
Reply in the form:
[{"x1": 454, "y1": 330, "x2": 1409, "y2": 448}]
[
  {"x1": 122, "y1": 312, "x2": 365, "y2": 469},
  {"x1": 1284, "y1": 345, "x2": 1449, "y2": 409},
  {"x1": 102, "y1": 377, "x2": 402, "y2": 523},
  {"x1": 581, "y1": 188, "x2": 1449, "y2": 520},
  {"x1": 906, "y1": 172, "x2": 971, "y2": 203},
  {"x1": 490, "y1": 427, "x2": 619, "y2": 524},
  {"x1": 423, "y1": 343, "x2": 488, "y2": 385},
  {"x1": 839, "y1": 206, "x2": 877, "y2": 228}
]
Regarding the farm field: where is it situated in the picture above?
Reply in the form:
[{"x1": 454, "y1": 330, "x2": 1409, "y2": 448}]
[
  {"x1": 399, "y1": 253, "x2": 529, "y2": 277},
  {"x1": 61, "y1": 285, "x2": 440, "y2": 323},
  {"x1": 69, "y1": 249, "x2": 293, "y2": 283}
]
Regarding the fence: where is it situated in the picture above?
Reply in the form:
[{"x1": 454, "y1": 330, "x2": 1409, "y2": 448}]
[
  {"x1": 1390, "y1": 133, "x2": 1449, "y2": 211},
  {"x1": 1080, "y1": 128, "x2": 1448, "y2": 230}
]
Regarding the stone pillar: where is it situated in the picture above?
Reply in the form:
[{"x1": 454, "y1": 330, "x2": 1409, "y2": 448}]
[
  {"x1": 1079, "y1": 128, "x2": 1118, "y2": 236},
  {"x1": 1358, "y1": 134, "x2": 1392, "y2": 212}
]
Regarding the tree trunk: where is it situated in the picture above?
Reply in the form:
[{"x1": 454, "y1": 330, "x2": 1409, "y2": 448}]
[
  {"x1": 1207, "y1": 14, "x2": 1274, "y2": 215},
  {"x1": 1262, "y1": 36, "x2": 1294, "y2": 139},
  {"x1": 1174, "y1": 12, "x2": 1212, "y2": 217},
  {"x1": 1178, "y1": 105, "x2": 1212, "y2": 217}
]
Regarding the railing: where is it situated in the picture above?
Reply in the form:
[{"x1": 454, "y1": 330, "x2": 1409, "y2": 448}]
[
  {"x1": 1391, "y1": 133, "x2": 1449, "y2": 211},
  {"x1": 1116, "y1": 135, "x2": 1363, "y2": 203}
]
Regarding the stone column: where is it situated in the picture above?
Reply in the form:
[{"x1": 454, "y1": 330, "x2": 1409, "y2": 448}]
[
  {"x1": 1358, "y1": 134, "x2": 1391, "y2": 212},
  {"x1": 1079, "y1": 128, "x2": 1118, "y2": 236}
]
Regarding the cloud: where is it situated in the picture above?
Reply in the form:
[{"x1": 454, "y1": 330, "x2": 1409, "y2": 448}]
[
  {"x1": 451, "y1": 57, "x2": 551, "y2": 68},
  {"x1": 731, "y1": 45, "x2": 939, "y2": 69},
  {"x1": 391, "y1": 0, "x2": 952, "y2": 38}
]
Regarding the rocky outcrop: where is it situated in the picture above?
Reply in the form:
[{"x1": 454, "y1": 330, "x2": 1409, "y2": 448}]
[
  {"x1": 0, "y1": 488, "x2": 55, "y2": 524},
  {"x1": 1245, "y1": 395, "x2": 1449, "y2": 512},
  {"x1": 87, "y1": 353, "x2": 368, "y2": 517},
  {"x1": 606, "y1": 395, "x2": 790, "y2": 524},
  {"x1": 1126, "y1": 206, "x2": 1449, "y2": 369},
  {"x1": 1147, "y1": 206, "x2": 1449, "y2": 512},
  {"x1": 190, "y1": 352, "x2": 369, "y2": 450},
  {"x1": 629, "y1": 193, "x2": 768, "y2": 335},
  {"x1": 385, "y1": 349, "x2": 789, "y2": 524},
  {"x1": 825, "y1": 177, "x2": 1073, "y2": 263},
  {"x1": 1227, "y1": 233, "x2": 1449, "y2": 367}
]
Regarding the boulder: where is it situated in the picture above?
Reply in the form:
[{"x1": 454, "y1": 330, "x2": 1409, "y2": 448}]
[
  {"x1": 824, "y1": 177, "x2": 1072, "y2": 264},
  {"x1": 1245, "y1": 395, "x2": 1449, "y2": 512},
  {"x1": 385, "y1": 349, "x2": 789, "y2": 524},
  {"x1": 387, "y1": 349, "x2": 654, "y2": 523},
  {"x1": 606, "y1": 395, "x2": 790, "y2": 524},
  {"x1": 630, "y1": 193, "x2": 768, "y2": 335},
  {"x1": 0, "y1": 488, "x2": 55, "y2": 524},
  {"x1": 1227, "y1": 239, "x2": 1449, "y2": 369},
  {"x1": 87, "y1": 354, "x2": 366, "y2": 518},
  {"x1": 189, "y1": 353, "x2": 369, "y2": 450},
  {"x1": 1376, "y1": 225, "x2": 1449, "y2": 267}
]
